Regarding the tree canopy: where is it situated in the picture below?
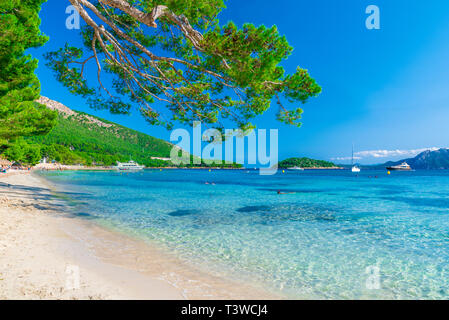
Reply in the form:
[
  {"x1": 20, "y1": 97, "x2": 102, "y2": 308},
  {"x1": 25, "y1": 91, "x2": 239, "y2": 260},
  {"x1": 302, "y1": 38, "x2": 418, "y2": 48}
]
[
  {"x1": 0, "y1": 0, "x2": 57, "y2": 152},
  {"x1": 278, "y1": 157, "x2": 336, "y2": 168},
  {"x1": 46, "y1": 0, "x2": 321, "y2": 131}
]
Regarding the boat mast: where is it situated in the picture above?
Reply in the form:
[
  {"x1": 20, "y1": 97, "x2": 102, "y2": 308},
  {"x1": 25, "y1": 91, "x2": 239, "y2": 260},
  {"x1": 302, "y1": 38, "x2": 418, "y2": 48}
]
[{"x1": 352, "y1": 143, "x2": 354, "y2": 166}]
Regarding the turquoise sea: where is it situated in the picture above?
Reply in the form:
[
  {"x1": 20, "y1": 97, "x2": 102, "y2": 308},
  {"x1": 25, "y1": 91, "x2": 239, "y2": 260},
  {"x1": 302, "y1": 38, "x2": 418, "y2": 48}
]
[{"x1": 40, "y1": 169, "x2": 449, "y2": 299}]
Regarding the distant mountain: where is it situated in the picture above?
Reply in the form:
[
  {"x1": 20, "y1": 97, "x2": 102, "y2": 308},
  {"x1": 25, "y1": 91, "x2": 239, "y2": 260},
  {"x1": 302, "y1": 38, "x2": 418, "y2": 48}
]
[
  {"x1": 384, "y1": 148, "x2": 449, "y2": 170},
  {"x1": 366, "y1": 148, "x2": 449, "y2": 170}
]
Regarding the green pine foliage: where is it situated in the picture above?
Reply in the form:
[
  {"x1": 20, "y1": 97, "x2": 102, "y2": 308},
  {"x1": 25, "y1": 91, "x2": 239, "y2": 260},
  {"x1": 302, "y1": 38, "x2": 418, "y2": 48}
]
[
  {"x1": 0, "y1": 0, "x2": 57, "y2": 153},
  {"x1": 3, "y1": 137, "x2": 41, "y2": 165},
  {"x1": 45, "y1": 0, "x2": 321, "y2": 131},
  {"x1": 278, "y1": 157, "x2": 336, "y2": 168}
]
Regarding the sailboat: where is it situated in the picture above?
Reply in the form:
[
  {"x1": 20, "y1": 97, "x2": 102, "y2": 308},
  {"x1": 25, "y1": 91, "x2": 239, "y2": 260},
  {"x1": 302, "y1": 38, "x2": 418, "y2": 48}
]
[{"x1": 351, "y1": 144, "x2": 361, "y2": 173}]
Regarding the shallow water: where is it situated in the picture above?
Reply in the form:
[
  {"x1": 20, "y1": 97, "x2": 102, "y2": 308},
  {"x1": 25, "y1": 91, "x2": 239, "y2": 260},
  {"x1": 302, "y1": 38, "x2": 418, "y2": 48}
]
[{"x1": 40, "y1": 169, "x2": 449, "y2": 299}]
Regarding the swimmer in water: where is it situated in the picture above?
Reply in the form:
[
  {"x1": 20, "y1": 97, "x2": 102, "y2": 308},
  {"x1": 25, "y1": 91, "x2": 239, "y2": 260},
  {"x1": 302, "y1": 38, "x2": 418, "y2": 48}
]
[{"x1": 277, "y1": 190, "x2": 296, "y2": 195}]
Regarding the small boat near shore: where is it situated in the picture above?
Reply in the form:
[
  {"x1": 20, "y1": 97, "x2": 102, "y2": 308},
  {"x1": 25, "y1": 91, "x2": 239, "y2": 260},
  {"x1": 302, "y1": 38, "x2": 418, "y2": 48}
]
[
  {"x1": 115, "y1": 160, "x2": 144, "y2": 171},
  {"x1": 386, "y1": 162, "x2": 412, "y2": 171},
  {"x1": 287, "y1": 166, "x2": 304, "y2": 171}
]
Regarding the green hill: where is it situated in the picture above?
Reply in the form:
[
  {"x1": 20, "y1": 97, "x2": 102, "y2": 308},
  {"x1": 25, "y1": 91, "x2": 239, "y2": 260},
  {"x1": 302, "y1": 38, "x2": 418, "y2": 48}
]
[
  {"x1": 21, "y1": 97, "x2": 240, "y2": 168},
  {"x1": 25, "y1": 97, "x2": 173, "y2": 166},
  {"x1": 278, "y1": 157, "x2": 336, "y2": 168}
]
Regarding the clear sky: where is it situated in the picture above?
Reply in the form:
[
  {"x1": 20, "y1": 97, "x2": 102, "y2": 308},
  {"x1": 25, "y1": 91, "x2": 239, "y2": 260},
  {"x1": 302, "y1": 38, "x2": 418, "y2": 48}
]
[{"x1": 32, "y1": 0, "x2": 449, "y2": 164}]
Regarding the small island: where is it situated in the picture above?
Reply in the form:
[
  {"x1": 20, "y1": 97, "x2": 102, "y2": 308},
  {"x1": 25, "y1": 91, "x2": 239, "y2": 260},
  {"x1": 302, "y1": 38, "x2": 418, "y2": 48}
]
[{"x1": 278, "y1": 157, "x2": 343, "y2": 169}]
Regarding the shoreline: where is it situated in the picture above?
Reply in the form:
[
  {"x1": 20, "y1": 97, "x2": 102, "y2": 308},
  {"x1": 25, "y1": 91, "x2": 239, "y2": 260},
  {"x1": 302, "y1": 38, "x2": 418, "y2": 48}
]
[
  {"x1": 28, "y1": 166, "x2": 344, "y2": 172},
  {"x1": 0, "y1": 171, "x2": 278, "y2": 300},
  {"x1": 31, "y1": 164, "x2": 244, "y2": 171},
  {"x1": 23, "y1": 163, "x2": 344, "y2": 172}
]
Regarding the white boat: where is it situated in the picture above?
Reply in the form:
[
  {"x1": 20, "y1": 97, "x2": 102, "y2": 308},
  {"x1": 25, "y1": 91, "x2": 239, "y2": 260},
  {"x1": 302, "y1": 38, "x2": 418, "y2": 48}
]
[
  {"x1": 351, "y1": 144, "x2": 361, "y2": 173},
  {"x1": 287, "y1": 166, "x2": 304, "y2": 171},
  {"x1": 115, "y1": 160, "x2": 144, "y2": 171},
  {"x1": 386, "y1": 162, "x2": 412, "y2": 171}
]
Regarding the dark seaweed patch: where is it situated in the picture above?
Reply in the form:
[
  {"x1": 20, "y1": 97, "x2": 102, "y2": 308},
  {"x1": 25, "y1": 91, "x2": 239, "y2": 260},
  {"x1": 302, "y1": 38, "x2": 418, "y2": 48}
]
[
  {"x1": 376, "y1": 189, "x2": 407, "y2": 196},
  {"x1": 381, "y1": 196, "x2": 449, "y2": 209},
  {"x1": 258, "y1": 188, "x2": 326, "y2": 193},
  {"x1": 168, "y1": 209, "x2": 199, "y2": 217},
  {"x1": 235, "y1": 203, "x2": 338, "y2": 223},
  {"x1": 236, "y1": 205, "x2": 272, "y2": 213},
  {"x1": 74, "y1": 212, "x2": 92, "y2": 217},
  {"x1": 67, "y1": 211, "x2": 98, "y2": 220},
  {"x1": 349, "y1": 195, "x2": 372, "y2": 199}
]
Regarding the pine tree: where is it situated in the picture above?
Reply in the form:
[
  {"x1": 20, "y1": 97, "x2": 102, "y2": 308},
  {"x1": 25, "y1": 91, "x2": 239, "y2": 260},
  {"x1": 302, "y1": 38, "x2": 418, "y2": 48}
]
[
  {"x1": 0, "y1": 0, "x2": 57, "y2": 155},
  {"x1": 46, "y1": 0, "x2": 321, "y2": 131}
]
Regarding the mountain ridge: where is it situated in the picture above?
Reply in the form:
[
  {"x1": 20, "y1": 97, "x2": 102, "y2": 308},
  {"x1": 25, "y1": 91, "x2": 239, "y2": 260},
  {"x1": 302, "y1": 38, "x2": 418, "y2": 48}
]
[
  {"x1": 37, "y1": 96, "x2": 113, "y2": 128},
  {"x1": 382, "y1": 148, "x2": 449, "y2": 170},
  {"x1": 352, "y1": 148, "x2": 449, "y2": 170}
]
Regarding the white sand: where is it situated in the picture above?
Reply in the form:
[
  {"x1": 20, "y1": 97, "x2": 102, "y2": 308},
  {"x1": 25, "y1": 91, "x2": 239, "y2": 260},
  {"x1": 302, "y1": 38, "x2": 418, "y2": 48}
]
[{"x1": 0, "y1": 171, "x2": 276, "y2": 300}]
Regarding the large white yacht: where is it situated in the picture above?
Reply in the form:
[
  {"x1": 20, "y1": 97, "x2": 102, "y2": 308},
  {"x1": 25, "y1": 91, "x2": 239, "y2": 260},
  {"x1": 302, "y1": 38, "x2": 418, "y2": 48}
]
[
  {"x1": 386, "y1": 162, "x2": 412, "y2": 171},
  {"x1": 115, "y1": 160, "x2": 144, "y2": 171}
]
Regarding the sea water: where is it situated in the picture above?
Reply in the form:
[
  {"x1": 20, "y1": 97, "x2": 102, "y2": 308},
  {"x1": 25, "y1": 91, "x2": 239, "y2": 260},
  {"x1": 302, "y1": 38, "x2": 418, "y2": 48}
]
[{"x1": 39, "y1": 169, "x2": 449, "y2": 299}]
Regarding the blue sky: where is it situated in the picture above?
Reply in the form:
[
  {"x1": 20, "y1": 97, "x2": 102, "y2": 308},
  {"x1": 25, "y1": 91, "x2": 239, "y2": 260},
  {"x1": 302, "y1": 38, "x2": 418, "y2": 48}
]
[{"x1": 33, "y1": 0, "x2": 449, "y2": 164}]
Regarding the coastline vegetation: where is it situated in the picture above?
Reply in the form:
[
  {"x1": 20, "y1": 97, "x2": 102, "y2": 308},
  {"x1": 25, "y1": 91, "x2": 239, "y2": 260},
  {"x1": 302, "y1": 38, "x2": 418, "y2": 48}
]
[
  {"x1": 278, "y1": 157, "x2": 336, "y2": 168},
  {"x1": 26, "y1": 111, "x2": 242, "y2": 168}
]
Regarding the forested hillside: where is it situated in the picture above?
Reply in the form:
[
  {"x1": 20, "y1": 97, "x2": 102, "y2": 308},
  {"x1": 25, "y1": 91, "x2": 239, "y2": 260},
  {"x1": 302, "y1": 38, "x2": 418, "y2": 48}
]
[
  {"x1": 16, "y1": 97, "x2": 241, "y2": 168},
  {"x1": 28, "y1": 112, "x2": 173, "y2": 167}
]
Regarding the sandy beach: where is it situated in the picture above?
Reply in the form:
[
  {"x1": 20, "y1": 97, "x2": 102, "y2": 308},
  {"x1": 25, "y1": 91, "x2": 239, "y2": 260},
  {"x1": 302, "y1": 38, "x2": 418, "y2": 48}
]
[{"x1": 0, "y1": 171, "x2": 276, "y2": 300}]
